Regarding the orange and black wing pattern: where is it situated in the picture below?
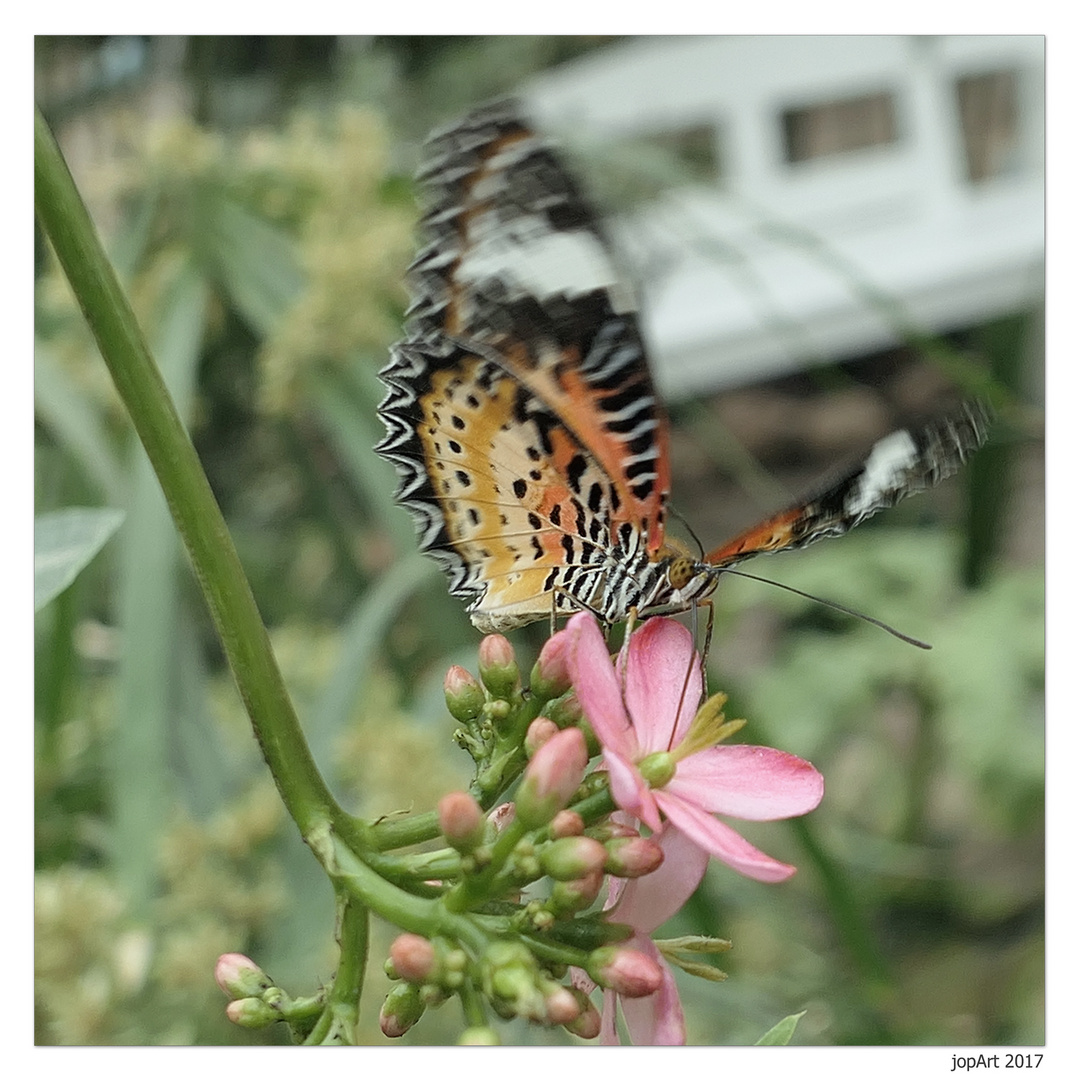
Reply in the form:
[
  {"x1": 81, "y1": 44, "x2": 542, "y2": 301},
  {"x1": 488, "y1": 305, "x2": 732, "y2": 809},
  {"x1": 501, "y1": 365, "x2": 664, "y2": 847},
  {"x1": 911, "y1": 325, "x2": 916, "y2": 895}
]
[
  {"x1": 376, "y1": 101, "x2": 671, "y2": 631},
  {"x1": 705, "y1": 401, "x2": 991, "y2": 569}
]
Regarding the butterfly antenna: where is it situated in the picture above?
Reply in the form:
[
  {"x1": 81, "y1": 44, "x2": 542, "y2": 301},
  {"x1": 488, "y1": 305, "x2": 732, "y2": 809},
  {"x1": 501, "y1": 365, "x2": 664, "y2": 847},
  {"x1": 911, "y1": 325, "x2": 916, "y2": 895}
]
[
  {"x1": 719, "y1": 568, "x2": 932, "y2": 650},
  {"x1": 668, "y1": 505, "x2": 706, "y2": 559}
]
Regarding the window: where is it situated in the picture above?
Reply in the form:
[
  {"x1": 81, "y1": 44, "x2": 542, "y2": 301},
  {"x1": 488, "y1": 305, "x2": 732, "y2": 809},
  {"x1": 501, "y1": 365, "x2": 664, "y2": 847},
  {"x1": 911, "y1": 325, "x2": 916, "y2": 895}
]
[
  {"x1": 781, "y1": 91, "x2": 899, "y2": 164},
  {"x1": 955, "y1": 69, "x2": 1021, "y2": 183}
]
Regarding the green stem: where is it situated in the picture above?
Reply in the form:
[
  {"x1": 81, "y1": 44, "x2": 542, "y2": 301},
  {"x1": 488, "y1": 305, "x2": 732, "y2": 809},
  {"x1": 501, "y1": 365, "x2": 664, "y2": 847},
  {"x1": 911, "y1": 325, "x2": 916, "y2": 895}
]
[
  {"x1": 328, "y1": 833, "x2": 491, "y2": 956},
  {"x1": 304, "y1": 895, "x2": 369, "y2": 1045},
  {"x1": 371, "y1": 809, "x2": 442, "y2": 851},
  {"x1": 34, "y1": 107, "x2": 341, "y2": 843}
]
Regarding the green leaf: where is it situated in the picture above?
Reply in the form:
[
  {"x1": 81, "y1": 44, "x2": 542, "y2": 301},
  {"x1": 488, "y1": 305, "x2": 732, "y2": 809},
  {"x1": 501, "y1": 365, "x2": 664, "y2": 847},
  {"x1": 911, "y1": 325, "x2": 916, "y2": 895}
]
[
  {"x1": 755, "y1": 1011, "x2": 805, "y2": 1046},
  {"x1": 34, "y1": 343, "x2": 127, "y2": 505},
  {"x1": 110, "y1": 261, "x2": 208, "y2": 914},
  {"x1": 195, "y1": 184, "x2": 305, "y2": 336},
  {"x1": 34, "y1": 506, "x2": 125, "y2": 611}
]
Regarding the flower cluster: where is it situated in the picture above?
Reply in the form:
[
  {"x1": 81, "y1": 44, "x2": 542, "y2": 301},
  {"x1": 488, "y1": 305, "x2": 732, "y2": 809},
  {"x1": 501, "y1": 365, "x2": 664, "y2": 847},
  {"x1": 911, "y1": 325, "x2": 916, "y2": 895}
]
[{"x1": 218, "y1": 613, "x2": 823, "y2": 1045}]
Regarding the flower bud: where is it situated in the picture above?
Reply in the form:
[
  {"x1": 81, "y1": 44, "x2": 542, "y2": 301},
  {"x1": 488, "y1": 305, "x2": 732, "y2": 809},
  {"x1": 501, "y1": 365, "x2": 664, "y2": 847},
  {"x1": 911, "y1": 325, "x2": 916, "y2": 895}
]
[
  {"x1": 444, "y1": 666, "x2": 485, "y2": 722},
  {"x1": 483, "y1": 941, "x2": 546, "y2": 1021},
  {"x1": 545, "y1": 985, "x2": 581, "y2": 1025},
  {"x1": 550, "y1": 810, "x2": 585, "y2": 838},
  {"x1": 524, "y1": 716, "x2": 560, "y2": 756},
  {"x1": 379, "y1": 982, "x2": 425, "y2": 1038},
  {"x1": 587, "y1": 819, "x2": 639, "y2": 842},
  {"x1": 225, "y1": 996, "x2": 278, "y2": 1028},
  {"x1": 541, "y1": 836, "x2": 608, "y2": 881},
  {"x1": 214, "y1": 953, "x2": 272, "y2": 999},
  {"x1": 530, "y1": 631, "x2": 572, "y2": 699},
  {"x1": 478, "y1": 635, "x2": 520, "y2": 699},
  {"x1": 563, "y1": 988, "x2": 602, "y2": 1038},
  {"x1": 590, "y1": 946, "x2": 664, "y2": 998},
  {"x1": 546, "y1": 691, "x2": 583, "y2": 730},
  {"x1": 515, "y1": 727, "x2": 588, "y2": 829},
  {"x1": 388, "y1": 933, "x2": 436, "y2": 984},
  {"x1": 605, "y1": 835, "x2": 665, "y2": 878},
  {"x1": 548, "y1": 868, "x2": 604, "y2": 916},
  {"x1": 438, "y1": 791, "x2": 486, "y2": 852}
]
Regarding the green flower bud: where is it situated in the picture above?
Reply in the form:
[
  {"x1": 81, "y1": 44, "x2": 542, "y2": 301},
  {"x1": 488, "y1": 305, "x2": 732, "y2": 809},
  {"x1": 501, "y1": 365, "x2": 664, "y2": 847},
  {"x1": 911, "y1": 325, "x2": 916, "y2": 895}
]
[
  {"x1": 444, "y1": 666, "x2": 485, "y2": 723},
  {"x1": 379, "y1": 982, "x2": 425, "y2": 1038},
  {"x1": 214, "y1": 953, "x2": 272, "y2": 999},
  {"x1": 225, "y1": 996, "x2": 278, "y2": 1029},
  {"x1": 540, "y1": 836, "x2": 608, "y2": 881},
  {"x1": 478, "y1": 635, "x2": 520, "y2": 699}
]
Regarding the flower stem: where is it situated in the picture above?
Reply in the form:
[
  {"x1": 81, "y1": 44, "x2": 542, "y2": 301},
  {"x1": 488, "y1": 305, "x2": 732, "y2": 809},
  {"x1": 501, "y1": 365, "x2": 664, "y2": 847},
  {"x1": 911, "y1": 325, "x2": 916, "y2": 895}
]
[
  {"x1": 303, "y1": 895, "x2": 369, "y2": 1044},
  {"x1": 35, "y1": 107, "x2": 346, "y2": 843}
]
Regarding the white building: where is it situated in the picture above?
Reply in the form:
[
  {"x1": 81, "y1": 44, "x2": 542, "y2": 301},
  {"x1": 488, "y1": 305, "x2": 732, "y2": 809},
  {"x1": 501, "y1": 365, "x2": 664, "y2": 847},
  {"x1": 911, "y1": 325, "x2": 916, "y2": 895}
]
[{"x1": 526, "y1": 36, "x2": 1045, "y2": 400}]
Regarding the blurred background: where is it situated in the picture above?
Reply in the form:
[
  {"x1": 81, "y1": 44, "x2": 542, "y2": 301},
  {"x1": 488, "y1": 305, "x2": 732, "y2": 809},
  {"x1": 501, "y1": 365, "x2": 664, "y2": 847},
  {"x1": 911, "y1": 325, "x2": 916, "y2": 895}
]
[{"x1": 34, "y1": 35, "x2": 1044, "y2": 1045}]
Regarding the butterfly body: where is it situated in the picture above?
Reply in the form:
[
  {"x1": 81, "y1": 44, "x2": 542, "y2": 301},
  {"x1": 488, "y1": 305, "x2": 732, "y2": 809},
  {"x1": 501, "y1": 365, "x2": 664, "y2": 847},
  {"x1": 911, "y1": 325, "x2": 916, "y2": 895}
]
[{"x1": 376, "y1": 101, "x2": 990, "y2": 633}]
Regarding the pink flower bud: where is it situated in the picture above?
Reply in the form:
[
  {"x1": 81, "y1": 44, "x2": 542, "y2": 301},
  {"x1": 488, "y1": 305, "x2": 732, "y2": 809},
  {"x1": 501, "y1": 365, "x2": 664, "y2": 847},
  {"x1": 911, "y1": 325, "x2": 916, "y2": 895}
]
[
  {"x1": 549, "y1": 868, "x2": 604, "y2": 915},
  {"x1": 214, "y1": 953, "x2": 271, "y2": 999},
  {"x1": 225, "y1": 996, "x2": 278, "y2": 1028},
  {"x1": 604, "y1": 835, "x2": 665, "y2": 878},
  {"x1": 545, "y1": 985, "x2": 581, "y2": 1025},
  {"x1": 389, "y1": 933, "x2": 436, "y2": 983},
  {"x1": 551, "y1": 810, "x2": 585, "y2": 838},
  {"x1": 525, "y1": 716, "x2": 560, "y2": 755},
  {"x1": 591, "y1": 946, "x2": 664, "y2": 998},
  {"x1": 564, "y1": 990, "x2": 602, "y2": 1039},
  {"x1": 443, "y1": 665, "x2": 485, "y2": 722},
  {"x1": 438, "y1": 791, "x2": 486, "y2": 852},
  {"x1": 379, "y1": 982, "x2": 424, "y2": 1038},
  {"x1": 477, "y1": 634, "x2": 520, "y2": 698},
  {"x1": 540, "y1": 836, "x2": 608, "y2": 881},
  {"x1": 515, "y1": 727, "x2": 588, "y2": 829},
  {"x1": 530, "y1": 631, "x2": 572, "y2": 699}
]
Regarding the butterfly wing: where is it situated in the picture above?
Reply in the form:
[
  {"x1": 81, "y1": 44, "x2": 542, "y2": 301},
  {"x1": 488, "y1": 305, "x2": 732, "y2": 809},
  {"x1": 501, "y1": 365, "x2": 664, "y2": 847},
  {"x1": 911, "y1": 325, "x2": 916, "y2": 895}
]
[
  {"x1": 377, "y1": 101, "x2": 670, "y2": 630},
  {"x1": 704, "y1": 400, "x2": 992, "y2": 568}
]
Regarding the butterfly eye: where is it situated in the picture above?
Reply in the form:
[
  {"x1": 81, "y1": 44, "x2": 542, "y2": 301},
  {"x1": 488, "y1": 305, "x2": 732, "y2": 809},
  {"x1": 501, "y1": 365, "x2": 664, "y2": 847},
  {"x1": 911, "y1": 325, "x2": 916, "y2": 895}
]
[{"x1": 667, "y1": 557, "x2": 696, "y2": 591}]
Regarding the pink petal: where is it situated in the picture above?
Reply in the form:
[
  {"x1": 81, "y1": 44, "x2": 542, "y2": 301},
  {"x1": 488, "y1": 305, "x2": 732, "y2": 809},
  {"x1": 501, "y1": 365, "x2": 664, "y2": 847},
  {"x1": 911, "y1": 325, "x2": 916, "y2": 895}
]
[
  {"x1": 564, "y1": 613, "x2": 638, "y2": 759},
  {"x1": 604, "y1": 748, "x2": 662, "y2": 833},
  {"x1": 619, "y1": 618, "x2": 702, "y2": 753},
  {"x1": 600, "y1": 989, "x2": 619, "y2": 1045},
  {"x1": 669, "y1": 745, "x2": 825, "y2": 821},
  {"x1": 608, "y1": 828, "x2": 709, "y2": 933},
  {"x1": 655, "y1": 791, "x2": 798, "y2": 883},
  {"x1": 619, "y1": 936, "x2": 686, "y2": 1045}
]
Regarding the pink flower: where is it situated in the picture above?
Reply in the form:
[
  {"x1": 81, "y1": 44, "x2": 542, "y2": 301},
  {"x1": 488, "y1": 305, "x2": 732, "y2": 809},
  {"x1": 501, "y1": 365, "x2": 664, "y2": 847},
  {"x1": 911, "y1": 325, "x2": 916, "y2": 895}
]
[
  {"x1": 597, "y1": 828, "x2": 708, "y2": 1044},
  {"x1": 563, "y1": 612, "x2": 824, "y2": 884}
]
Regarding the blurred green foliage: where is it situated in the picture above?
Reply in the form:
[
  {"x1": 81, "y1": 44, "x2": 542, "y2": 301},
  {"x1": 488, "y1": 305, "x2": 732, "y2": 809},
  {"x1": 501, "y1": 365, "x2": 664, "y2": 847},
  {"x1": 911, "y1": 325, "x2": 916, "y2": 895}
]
[{"x1": 34, "y1": 37, "x2": 1042, "y2": 1046}]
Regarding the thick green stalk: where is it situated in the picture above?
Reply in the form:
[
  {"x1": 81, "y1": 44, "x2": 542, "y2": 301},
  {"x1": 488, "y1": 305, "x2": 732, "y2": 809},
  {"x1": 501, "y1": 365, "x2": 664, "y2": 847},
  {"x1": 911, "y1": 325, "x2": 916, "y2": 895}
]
[{"x1": 34, "y1": 108, "x2": 338, "y2": 841}]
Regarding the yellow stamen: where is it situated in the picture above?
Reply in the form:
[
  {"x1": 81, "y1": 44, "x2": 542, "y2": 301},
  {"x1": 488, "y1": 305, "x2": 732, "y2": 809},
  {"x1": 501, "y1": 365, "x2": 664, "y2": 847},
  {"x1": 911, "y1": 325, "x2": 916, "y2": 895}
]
[{"x1": 672, "y1": 692, "x2": 747, "y2": 762}]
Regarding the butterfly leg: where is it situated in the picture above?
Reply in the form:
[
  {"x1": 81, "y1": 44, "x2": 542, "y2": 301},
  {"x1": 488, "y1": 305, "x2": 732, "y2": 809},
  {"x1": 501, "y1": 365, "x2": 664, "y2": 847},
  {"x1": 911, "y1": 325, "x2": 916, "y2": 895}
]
[{"x1": 549, "y1": 586, "x2": 610, "y2": 635}]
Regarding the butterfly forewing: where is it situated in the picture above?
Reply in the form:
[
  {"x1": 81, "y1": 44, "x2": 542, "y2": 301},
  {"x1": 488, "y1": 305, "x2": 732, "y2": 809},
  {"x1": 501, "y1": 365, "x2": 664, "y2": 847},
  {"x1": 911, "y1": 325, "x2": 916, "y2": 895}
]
[
  {"x1": 377, "y1": 100, "x2": 671, "y2": 630},
  {"x1": 704, "y1": 400, "x2": 992, "y2": 568}
]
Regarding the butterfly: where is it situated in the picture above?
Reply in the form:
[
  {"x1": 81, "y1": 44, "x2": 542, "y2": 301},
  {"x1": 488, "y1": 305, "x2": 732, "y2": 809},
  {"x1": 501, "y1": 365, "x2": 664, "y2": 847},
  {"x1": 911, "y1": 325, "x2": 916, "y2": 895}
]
[{"x1": 376, "y1": 100, "x2": 990, "y2": 634}]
